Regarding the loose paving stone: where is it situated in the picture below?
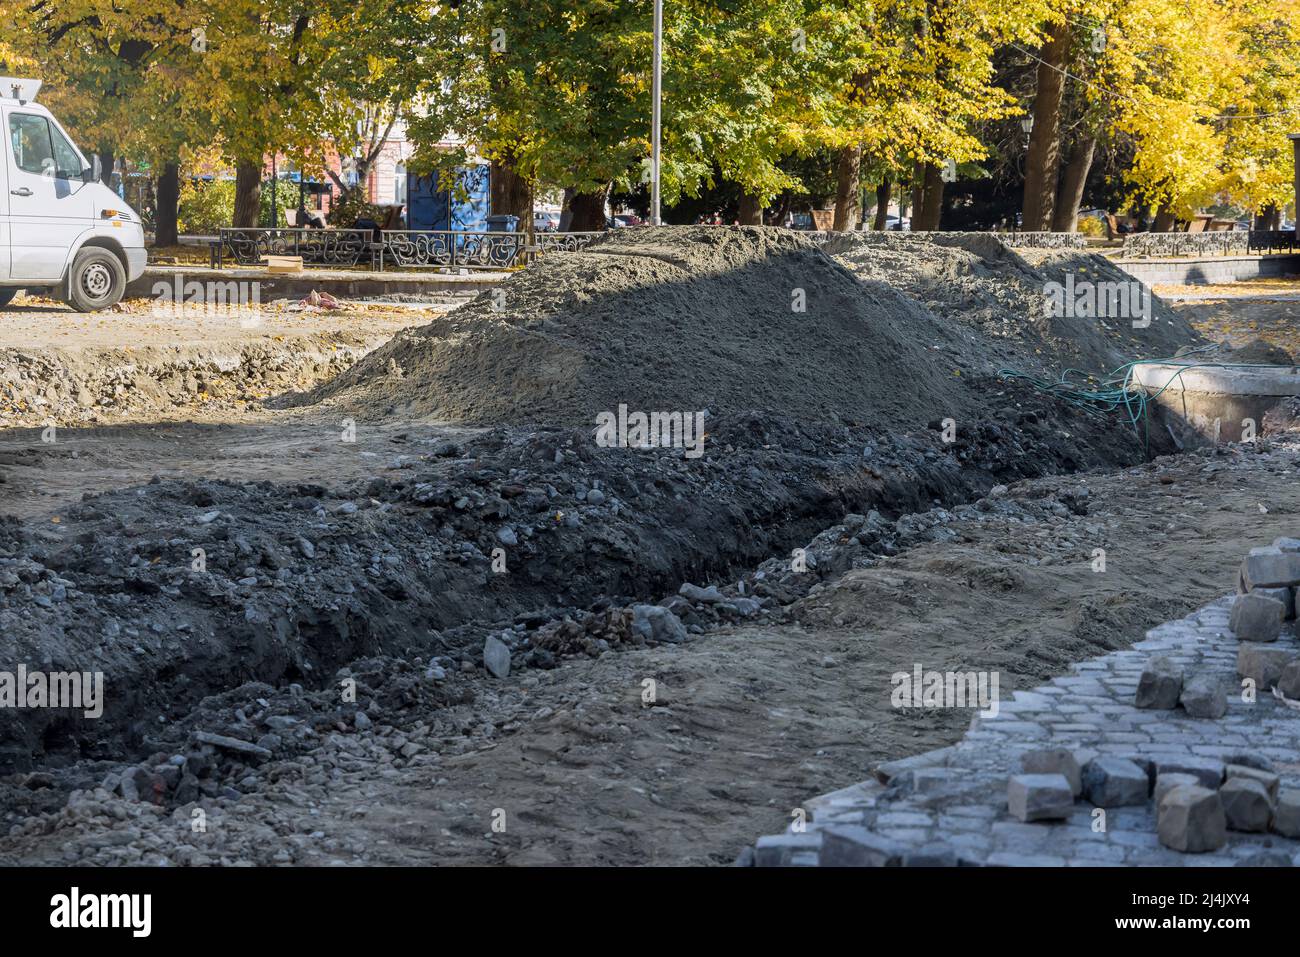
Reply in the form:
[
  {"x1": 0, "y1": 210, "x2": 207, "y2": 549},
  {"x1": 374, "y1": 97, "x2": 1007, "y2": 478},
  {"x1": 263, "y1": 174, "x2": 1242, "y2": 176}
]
[
  {"x1": 1154, "y1": 773, "x2": 1201, "y2": 807},
  {"x1": 1229, "y1": 592, "x2": 1285, "y2": 642},
  {"x1": 901, "y1": 843, "x2": 958, "y2": 867},
  {"x1": 1253, "y1": 586, "x2": 1296, "y2": 621},
  {"x1": 1236, "y1": 644, "x2": 1294, "y2": 688},
  {"x1": 1220, "y1": 778, "x2": 1272, "y2": 833},
  {"x1": 754, "y1": 832, "x2": 823, "y2": 867},
  {"x1": 1224, "y1": 752, "x2": 1275, "y2": 772},
  {"x1": 1020, "y1": 748, "x2": 1083, "y2": 797},
  {"x1": 1153, "y1": 756, "x2": 1225, "y2": 790},
  {"x1": 1135, "y1": 656, "x2": 1183, "y2": 709},
  {"x1": 817, "y1": 826, "x2": 903, "y2": 867},
  {"x1": 1225, "y1": 764, "x2": 1280, "y2": 799},
  {"x1": 1278, "y1": 660, "x2": 1300, "y2": 700},
  {"x1": 1180, "y1": 674, "x2": 1228, "y2": 718},
  {"x1": 1158, "y1": 785, "x2": 1228, "y2": 853},
  {"x1": 1274, "y1": 789, "x2": 1300, "y2": 838},
  {"x1": 1081, "y1": 757, "x2": 1149, "y2": 807},
  {"x1": 1240, "y1": 551, "x2": 1300, "y2": 590},
  {"x1": 1008, "y1": 774, "x2": 1074, "y2": 822}
]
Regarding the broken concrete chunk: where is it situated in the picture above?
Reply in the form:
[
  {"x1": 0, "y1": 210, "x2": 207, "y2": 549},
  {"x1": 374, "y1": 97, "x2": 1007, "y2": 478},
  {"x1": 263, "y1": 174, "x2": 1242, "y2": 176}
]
[
  {"x1": 1240, "y1": 550, "x2": 1300, "y2": 590},
  {"x1": 191, "y1": 731, "x2": 273, "y2": 760},
  {"x1": 1135, "y1": 655, "x2": 1183, "y2": 709},
  {"x1": 1179, "y1": 673, "x2": 1228, "y2": 719},
  {"x1": 1020, "y1": 748, "x2": 1082, "y2": 797},
  {"x1": 1153, "y1": 756, "x2": 1225, "y2": 790},
  {"x1": 1154, "y1": 773, "x2": 1201, "y2": 808},
  {"x1": 1273, "y1": 789, "x2": 1300, "y2": 838},
  {"x1": 1220, "y1": 778, "x2": 1272, "y2": 833},
  {"x1": 1157, "y1": 785, "x2": 1228, "y2": 853},
  {"x1": 1081, "y1": 757, "x2": 1149, "y2": 807},
  {"x1": 1237, "y1": 645, "x2": 1294, "y2": 689},
  {"x1": 1229, "y1": 592, "x2": 1285, "y2": 642},
  {"x1": 678, "y1": 582, "x2": 725, "y2": 604},
  {"x1": 630, "y1": 604, "x2": 688, "y2": 644},
  {"x1": 483, "y1": 635, "x2": 511, "y2": 679},
  {"x1": 1007, "y1": 773, "x2": 1074, "y2": 822},
  {"x1": 1225, "y1": 764, "x2": 1280, "y2": 800}
]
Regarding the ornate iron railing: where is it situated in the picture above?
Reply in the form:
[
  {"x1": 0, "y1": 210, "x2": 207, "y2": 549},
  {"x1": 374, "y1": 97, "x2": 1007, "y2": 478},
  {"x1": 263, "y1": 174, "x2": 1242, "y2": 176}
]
[
  {"x1": 212, "y1": 227, "x2": 605, "y2": 270},
  {"x1": 214, "y1": 228, "x2": 375, "y2": 268},
  {"x1": 1121, "y1": 232, "x2": 1250, "y2": 259},
  {"x1": 1247, "y1": 229, "x2": 1299, "y2": 255}
]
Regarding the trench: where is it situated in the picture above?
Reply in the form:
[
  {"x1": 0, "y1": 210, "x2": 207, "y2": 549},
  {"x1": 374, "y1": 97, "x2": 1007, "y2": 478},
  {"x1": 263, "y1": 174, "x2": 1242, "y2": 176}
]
[{"x1": 0, "y1": 375, "x2": 1167, "y2": 774}]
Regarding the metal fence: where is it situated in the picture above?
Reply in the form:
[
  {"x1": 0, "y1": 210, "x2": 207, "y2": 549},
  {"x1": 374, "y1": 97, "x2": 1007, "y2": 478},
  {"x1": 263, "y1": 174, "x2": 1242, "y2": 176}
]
[
  {"x1": 1120, "y1": 230, "x2": 1300, "y2": 259},
  {"x1": 212, "y1": 228, "x2": 604, "y2": 270}
]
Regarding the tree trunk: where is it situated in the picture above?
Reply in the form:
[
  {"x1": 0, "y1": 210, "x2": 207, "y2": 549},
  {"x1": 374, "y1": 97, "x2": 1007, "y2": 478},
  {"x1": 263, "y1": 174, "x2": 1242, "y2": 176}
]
[
  {"x1": 1050, "y1": 137, "x2": 1096, "y2": 233},
  {"x1": 95, "y1": 149, "x2": 115, "y2": 187},
  {"x1": 916, "y1": 164, "x2": 945, "y2": 230},
  {"x1": 233, "y1": 159, "x2": 263, "y2": 228},
  {"x1": 154, "y1": 161, "x2": 180, "y2": 247},
  {"x1": 1154, "y1": 206, "x2": 1177, "y2": 232},
  {"x1": 832, "y1": 144, "x2": 863, "y2": 231},
  {"x1": 1022, "y1": 21, "x2": 1071, "y2": 231},
  {"x1": 910, "y1": 161, "x2": 926, "y2": 228},
  {"x1": 737, "y1": 192, "x2": 763, "y2": 225},
  {"x1": 490, "y1": 156, "x2": 532, "y2": 229},
  {"x1": 1255, "y1": 204, "x2": 1280, "y2": 230},
  {"x1": 873, "y1": 179, "x2": 892, "y2": 230},
  {"x1": 567, "y1": 184, "x2": 610, "y2": 231}
]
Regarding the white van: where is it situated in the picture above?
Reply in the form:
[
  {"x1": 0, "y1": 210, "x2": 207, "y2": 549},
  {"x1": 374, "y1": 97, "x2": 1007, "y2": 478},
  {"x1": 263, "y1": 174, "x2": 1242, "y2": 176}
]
[{"x1": 0, "y1": 78, "x2": 146, "y2": 311}]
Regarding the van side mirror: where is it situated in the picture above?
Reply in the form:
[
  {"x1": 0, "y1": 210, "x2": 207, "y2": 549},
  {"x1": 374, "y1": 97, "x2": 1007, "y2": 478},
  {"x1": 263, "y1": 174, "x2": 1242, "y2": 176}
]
[{"x1": 82, "y1": 155, "x2": 102, "y2": 184}]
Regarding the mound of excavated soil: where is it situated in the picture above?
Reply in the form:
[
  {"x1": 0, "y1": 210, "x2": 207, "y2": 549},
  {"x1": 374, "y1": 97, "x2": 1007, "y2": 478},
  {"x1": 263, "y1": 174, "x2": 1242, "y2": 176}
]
[
  {"x1": 824, "y1": 233, "x2": 1202, "y2": 375},
  {"x1": 308, "y1": 227, "x2": 990, "y2": 429}
]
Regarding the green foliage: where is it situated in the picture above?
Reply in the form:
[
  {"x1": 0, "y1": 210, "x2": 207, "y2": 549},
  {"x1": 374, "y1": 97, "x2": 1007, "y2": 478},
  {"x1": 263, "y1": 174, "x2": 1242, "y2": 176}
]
[
  {"x1": 176, "y1": 177, "x2": 302, "y2": 231},
  {"x1": 177, "y1": 179, "x2": 235, "y2": 233}
]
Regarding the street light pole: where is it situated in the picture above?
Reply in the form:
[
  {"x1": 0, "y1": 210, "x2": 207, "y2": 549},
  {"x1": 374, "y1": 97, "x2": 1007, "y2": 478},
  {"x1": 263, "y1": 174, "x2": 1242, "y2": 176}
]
[{"x1": 651, "y1": 0, "x2": 662, "y2": 226}]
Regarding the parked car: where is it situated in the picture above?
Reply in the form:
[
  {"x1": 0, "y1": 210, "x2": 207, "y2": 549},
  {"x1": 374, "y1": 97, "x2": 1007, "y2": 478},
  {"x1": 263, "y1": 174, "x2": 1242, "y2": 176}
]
[
  {"x1": 884, "y1": 215, "x2": 910, "y2": 231},
  {"x1": 533, "y1": 209, "x2": 560, "y2": 232},
  {"x1": 611, "y1": 214, "x2": 642, "y2": 228},
  {"x1": 0, "y1": 77, "x2": 146, "y2": 311}
]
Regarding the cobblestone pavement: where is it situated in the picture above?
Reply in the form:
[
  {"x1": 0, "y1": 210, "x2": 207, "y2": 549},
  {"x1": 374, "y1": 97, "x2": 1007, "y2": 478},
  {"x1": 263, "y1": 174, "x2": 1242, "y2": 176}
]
[{"x1": 750, "y1": 595, "x2": 1300, "y2": 866}]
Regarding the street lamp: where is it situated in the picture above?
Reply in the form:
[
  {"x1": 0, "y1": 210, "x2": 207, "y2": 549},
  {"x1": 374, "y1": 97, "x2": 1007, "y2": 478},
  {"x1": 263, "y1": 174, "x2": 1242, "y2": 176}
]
[
  {"x1": 1020, "y1": 114, "x2": 1034, "y2": 145},
  {"x1": 651, "y1": 0, "x2": 662, "y2": 226}
]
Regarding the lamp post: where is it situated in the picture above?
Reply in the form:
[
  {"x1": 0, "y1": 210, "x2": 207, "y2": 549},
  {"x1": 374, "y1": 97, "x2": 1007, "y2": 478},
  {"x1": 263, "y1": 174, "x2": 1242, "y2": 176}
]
[
  {"x1": 650, "y1": 0, "x2": 663, "y2": 226},
  {"x1": 1020, "y1": 114, "x2": 1034, "y2": 146}
]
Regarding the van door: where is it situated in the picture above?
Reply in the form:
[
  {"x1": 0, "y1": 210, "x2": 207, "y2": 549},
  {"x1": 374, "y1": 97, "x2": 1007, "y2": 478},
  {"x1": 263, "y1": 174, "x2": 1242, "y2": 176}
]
[
  {"x1": 0, "y1": 125, "x2": 9, "y2": 281},
  {"x1": 4, "y1": 107, "x2": 90, "y2": 282}
]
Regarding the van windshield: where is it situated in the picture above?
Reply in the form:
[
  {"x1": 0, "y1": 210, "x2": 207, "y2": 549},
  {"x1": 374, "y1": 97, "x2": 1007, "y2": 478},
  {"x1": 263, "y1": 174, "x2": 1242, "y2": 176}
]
[{"x1": 9, "y1": 113, "x2": 83, "y2": 179}]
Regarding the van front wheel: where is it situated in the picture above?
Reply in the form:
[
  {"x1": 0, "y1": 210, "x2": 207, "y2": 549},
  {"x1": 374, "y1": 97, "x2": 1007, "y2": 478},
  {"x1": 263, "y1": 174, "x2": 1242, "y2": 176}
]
[{"x1": 65, "y1": 248, "x2": 126, "y2": 312}]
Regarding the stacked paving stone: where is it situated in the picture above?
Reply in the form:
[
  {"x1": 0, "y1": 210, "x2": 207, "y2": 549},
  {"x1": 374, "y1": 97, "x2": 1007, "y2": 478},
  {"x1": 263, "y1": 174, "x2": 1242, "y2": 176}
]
[{"x1": 744, "y1": 583, "x2": 1300, "y2": 866}]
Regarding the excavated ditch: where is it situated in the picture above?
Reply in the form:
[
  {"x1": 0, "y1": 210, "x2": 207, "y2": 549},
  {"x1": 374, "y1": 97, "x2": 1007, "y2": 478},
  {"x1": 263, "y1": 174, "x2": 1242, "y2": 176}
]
[{"x1": 0, "y1": 378, "x2": 1159, "y2": 775}]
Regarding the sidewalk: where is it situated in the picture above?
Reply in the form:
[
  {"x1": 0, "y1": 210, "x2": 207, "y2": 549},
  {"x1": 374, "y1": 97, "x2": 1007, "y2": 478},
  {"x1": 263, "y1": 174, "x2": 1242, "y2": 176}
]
[{"x1": 749, "y1": 595, "x2": 1300, "y2": 867}]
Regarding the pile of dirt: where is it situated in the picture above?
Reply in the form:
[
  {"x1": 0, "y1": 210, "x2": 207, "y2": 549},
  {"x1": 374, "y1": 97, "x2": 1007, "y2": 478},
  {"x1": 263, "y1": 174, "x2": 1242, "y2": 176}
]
[
  {"x1": 823, "y1": 232, "x2": 1202, "y2": 375},
  {"x1": 307, "y1": 227, "x2": 996, "y2": 430}
]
